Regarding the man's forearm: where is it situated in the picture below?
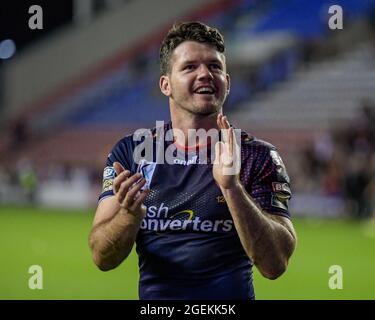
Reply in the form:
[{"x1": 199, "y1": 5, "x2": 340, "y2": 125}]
[
  {"x1": 221, "y1": 182, "x2": 296, "y2": 279},
  {"x1": 89, "y1": 209, "x2": 142, "y2": 271}
]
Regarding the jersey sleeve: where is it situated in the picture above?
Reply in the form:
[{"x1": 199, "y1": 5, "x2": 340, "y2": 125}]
[
  {"x1": 245, "y1": 146, "x2": 292, "y2": 218},
  {"x1": 98, "y1": 138, "x2": 133, "y2": 202}
]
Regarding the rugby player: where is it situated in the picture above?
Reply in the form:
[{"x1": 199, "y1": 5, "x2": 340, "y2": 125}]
[{"x1": 89, "y1": 21, "x2": 297, "y2": 299}]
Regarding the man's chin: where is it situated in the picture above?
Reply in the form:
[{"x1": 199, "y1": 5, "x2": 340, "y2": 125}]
[{"x1": 193, "y1": 103, "x2": 220, "y2": 116}]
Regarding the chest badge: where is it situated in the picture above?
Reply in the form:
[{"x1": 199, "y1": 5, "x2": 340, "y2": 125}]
[{"x1": 137, "y1": 160, "x2": 157, "y2": 190}]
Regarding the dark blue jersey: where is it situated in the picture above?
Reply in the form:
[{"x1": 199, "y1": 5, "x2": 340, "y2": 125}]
[{"x1": 99, "y1": 122, "x2": 292, "y2": 300}]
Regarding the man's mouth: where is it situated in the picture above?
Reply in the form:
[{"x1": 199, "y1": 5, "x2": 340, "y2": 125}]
[{"x1": 193, "y1": 86, "x2": 216, "y2": 95}]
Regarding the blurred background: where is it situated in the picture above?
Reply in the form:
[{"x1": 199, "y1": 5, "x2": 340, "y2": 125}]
[{"x1": 0, "y1": 0, "x2": 375, "y2": 299}]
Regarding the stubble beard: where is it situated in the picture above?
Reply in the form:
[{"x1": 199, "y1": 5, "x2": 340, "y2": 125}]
[{"x1": 172, "y1": 93, "x2": 225, "y2": 117}]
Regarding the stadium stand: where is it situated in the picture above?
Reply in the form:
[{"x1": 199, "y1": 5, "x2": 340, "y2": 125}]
[{"x1": 1, "y1": 0, "x2": 374, "y2": 213}]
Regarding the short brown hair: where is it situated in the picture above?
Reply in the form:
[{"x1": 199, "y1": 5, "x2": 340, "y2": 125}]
[{"x1": 159, "y1": 21, "x2": 225, "y2": 75}]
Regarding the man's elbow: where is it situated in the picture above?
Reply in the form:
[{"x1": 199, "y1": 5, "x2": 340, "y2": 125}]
[
  {"x1": 89, "y1": 235, "x2": 119, "y2": 271},
  {"x1": 257, "y1": 260, "x2": 288, "y2": 280},
  {"x1": 92, "y1": 253, "x2": 118, "y2": 272},
  {"x1": 90, "y1": 243, "x2": 130, "y2": 271},
  {"x1": 261, "y1": 236, "x2": 296, "y2": 279}
]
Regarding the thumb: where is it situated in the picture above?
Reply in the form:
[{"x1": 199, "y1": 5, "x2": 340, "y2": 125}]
[{"x1": 113, "y1": 162, "x2": 125, "y2": 176}]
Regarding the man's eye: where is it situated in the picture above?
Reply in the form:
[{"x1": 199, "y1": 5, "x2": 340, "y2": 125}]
[
  {"x1": 184, "y1": 65, "x2": 195, "y2": 70},
  {"x1": 210, "y1": 64, "x2": 221, "y2": 70}
]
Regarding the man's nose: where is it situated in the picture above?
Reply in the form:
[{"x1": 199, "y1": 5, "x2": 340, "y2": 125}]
[{"x1": 197, "y1": 64, "x2": 213, "y2": 80}]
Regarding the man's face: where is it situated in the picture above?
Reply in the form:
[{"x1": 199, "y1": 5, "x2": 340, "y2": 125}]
[{"x1": 160, "y1": 41, "x2": 230, "y2": 116}]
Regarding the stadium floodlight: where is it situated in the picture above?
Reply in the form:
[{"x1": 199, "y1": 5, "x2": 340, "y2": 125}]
[{"x1": 0, "y1": 39, "x2": 16, "y2": 60}]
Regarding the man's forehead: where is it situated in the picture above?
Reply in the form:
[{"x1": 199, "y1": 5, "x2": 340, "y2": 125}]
[{"x1": 171, "y1": 41, "x2": 225, "y2": 64}]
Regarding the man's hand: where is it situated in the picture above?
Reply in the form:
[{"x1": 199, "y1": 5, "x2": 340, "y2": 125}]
[
  {"x1": 213, "y1": 114, "x2": 241, "y2": 189},
  {"x1": 113, "y1": 162, "x2": 150, "y2": 222}
]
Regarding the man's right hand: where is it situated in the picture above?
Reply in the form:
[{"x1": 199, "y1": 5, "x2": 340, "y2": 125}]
[{"x1": 113, "y1": 162, "x2": 150, "y2": 221}]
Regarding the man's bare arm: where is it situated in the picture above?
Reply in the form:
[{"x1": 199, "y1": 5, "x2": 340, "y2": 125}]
[
  {"x1": 214, "y1": 114, "x2": 296, "y2": 279},
  {"x1": 221, "y1": 182, "x2": 297, "y2": 279},
  {"x1": 88, "y1": 164, "x2": 150, "y2": 271},
  {"x1": 89, "y1": 198, "x2": 143, "y2": 271}
]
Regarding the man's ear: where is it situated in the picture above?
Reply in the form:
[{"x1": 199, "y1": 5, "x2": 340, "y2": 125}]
[
  {"x1": 226, "y1": 73, "x2": 231, "y2": 95},
  {"x1": 160, "y1": 75, "x2": 171, "y2": 97}
]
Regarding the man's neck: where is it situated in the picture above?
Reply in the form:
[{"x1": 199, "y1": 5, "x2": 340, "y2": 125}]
[{"x1": 170, "y1": 110, "x2": 221, "y2": 148}]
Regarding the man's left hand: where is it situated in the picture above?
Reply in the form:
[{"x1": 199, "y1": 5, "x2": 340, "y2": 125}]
[{"x1": 213, "y1": 114, "x2": 241, "y2": 189}]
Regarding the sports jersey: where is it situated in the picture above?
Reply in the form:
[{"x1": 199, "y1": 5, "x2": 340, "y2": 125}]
[{"x1": 99, "y1": 122, "x2": 292, "y2": 300}]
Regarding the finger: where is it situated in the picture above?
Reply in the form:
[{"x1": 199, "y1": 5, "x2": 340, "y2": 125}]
[
  {"x1": 232, "y1": 129, "x2": 241, "y2": 170},
  {"x1": 113, "y1": 162, "x2": 125, "y2": 175},
  {"x1": 116, "y1": 173, "x2": 142, "y2": 202},
  {"x1": 223, "y1": 115, "x2": 231, "y2": 142},
  {"x1": 215, "y1": 141, "x2": 220, "y2": 163},
  {"x1": 131, "y1": 189, "x2": 151, "y2": 210},
  {"x1": 222, "y1": 127, "x2": 228, "y2": 145},
  {"x1": 220, "y1": 115, "x2": 224, "y2": 128},
  {"x1": 219, "y1": 116, "x2": 225, "y2": 141},
  {"x1": 214, "y1": 141, "x2": 224, "y2": 164},
  {"x1": 218, "y1": 114, "x2": 228, "y2": 144},
  {"x1": 232, "y1": 127, "x2": 240, "y2": 152},
  {"x1": 113, "y1": 170, "x2": 130, "y2": 193},
  {"x1": 217, "y1": 113, "x2": 224, "y2": 129},
  {"x1": 222, "y1": 116, "x2": 230, "y2": 129},
  {"x1": 229, "y1": 127, "x2": 233, "y2": 155},
  {"x1": 124, "y1": 178, "x2": 147, "y2": 206},
  {"x1": 118, "y1": 173, "x2": 142, "y2": 196}
]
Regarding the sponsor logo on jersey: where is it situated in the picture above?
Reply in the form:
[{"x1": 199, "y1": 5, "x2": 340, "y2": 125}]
[
  {"x1": 140, "y1": 203, "x2": 233, "y2": 233},
  {"x1": 173, "y1": 155, "x2": 199, "y2": 165}
]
